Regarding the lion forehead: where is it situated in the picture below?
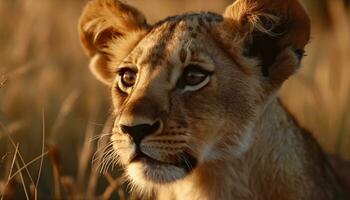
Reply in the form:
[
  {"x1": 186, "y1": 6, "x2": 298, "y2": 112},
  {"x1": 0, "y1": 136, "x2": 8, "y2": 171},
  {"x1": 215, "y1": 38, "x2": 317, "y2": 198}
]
[{"x1": 123, "y1": 12, "x2": 223, "y2": 65}]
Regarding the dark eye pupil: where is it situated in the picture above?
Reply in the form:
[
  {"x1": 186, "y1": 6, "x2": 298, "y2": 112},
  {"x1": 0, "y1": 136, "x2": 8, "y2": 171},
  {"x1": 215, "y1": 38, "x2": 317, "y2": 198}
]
[
  {"x1": 185, "y1": 72, "x2": 206, "y2": 86},
  {"x1": 122, "y1": 71, "x2": 136, "y2": 87}
]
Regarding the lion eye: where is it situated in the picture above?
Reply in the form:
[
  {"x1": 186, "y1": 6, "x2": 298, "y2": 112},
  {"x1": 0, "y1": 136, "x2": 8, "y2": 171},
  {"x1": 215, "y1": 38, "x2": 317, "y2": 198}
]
[
  {"x1": 119, "y1": 69, "x2": 137, "y2": 88},
  {"x1": 179, "y1": 64, "x2": 212, "y2": 92},
  {"x1": 184, "y1": 70, "x2": 207, "y2": 86}
]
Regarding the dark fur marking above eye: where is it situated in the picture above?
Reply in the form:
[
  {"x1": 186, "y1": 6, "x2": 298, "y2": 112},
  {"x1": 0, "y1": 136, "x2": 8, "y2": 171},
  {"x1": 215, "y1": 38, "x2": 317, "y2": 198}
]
[
  {"x1": 198, "y1": 17, "x2": 205, "y2": 27},
  {"x1": 191, "y1": 33, "x2": 197, "y2": 38},
  {"x1": 206, "y1": 17, "x2": 213, "y2": 23},
  {"x1": 143, "y1": 22, "x2": 178, "y2": 67},
  {"x1": 180, "y1": 48, "x2": 187, "y2": 63}
]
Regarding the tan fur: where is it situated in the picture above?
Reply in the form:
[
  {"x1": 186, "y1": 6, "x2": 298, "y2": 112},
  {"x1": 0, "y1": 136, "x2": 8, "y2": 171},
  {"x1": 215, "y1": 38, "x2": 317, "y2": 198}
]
[
  {"x1": 79, "y1": 0, "x2": 349, "y2": 199},
  {"x1": 79, "y1": 0, "x2": 148, "y2": 84}
]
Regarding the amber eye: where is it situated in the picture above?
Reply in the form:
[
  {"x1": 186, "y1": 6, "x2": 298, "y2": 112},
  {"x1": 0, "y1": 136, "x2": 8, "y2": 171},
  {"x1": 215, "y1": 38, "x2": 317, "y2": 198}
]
[{"x1": 120, "y1": 69, "x2": 137, "y2": 88}]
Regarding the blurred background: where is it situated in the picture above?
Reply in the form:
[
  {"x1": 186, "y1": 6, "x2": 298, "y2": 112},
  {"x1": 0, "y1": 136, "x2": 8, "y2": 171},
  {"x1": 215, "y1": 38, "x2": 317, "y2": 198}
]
[{"x1": 0, "y1": 0, "x2": 349, "y2": 199}]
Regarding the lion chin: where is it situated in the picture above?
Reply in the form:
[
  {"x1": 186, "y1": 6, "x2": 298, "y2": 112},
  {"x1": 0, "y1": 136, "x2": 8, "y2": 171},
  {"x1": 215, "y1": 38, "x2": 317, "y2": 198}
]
[{"x1": 126, "y1": 151, "x2": 197, "y2": 185}]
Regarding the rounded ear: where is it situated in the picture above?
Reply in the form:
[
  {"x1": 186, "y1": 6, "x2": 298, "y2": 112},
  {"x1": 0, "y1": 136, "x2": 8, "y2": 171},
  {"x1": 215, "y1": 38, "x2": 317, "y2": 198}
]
[
  {"x1": 223, "y1": 0, "x2": 310, "y2": 83},
  {"x1": 79, "y1": 0, "x2": 148, "y2": 85}
]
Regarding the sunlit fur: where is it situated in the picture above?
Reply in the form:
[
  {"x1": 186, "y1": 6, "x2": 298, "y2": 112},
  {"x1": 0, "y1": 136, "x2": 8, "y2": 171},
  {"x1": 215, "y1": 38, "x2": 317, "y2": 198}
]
[{"x1": 79, "y1": 0, "x2": 349, "y2": 199}]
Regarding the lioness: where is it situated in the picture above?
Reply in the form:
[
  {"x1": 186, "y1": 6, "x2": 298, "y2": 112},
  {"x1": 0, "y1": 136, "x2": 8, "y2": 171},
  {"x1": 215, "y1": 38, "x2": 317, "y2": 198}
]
[{"x1": 79, "y1": 0, "x2": 349, "y2": 199}]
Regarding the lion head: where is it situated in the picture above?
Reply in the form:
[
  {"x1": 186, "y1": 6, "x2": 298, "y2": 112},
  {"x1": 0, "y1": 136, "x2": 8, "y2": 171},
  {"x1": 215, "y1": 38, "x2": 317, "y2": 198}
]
[{"x1": 79, "y1": 0, "x2": 310, "y2": 192}]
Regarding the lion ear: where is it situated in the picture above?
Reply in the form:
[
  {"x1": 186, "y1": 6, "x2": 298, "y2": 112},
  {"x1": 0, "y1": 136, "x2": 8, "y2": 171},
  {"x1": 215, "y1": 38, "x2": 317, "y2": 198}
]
[
  {"x1": 79, "y1": 0, "x2": 148, "y2": 85},
  {"x1": 223, "y1": 0, "x2": 310, "y2": 84}
]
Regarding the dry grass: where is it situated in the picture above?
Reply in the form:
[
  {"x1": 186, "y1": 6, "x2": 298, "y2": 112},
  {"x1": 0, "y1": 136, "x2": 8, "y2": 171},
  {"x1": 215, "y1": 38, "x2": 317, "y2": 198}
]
[
  {"x1": 0, "y1": 0, "x2": 349, "y2": 199},
  {"x1": 281, "y1": 0, "x2": 350, "y2": 159}
]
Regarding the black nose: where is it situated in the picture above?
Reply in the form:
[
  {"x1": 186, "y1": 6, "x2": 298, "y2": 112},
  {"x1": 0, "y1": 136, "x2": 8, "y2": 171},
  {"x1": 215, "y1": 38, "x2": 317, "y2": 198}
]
[{"x1": 120, "y1": 121, "x2": 160, "y2": 145}]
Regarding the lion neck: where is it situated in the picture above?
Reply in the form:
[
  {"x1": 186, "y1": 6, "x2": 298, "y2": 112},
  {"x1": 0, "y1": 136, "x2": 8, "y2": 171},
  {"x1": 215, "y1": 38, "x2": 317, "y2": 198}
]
[{"x1": 158, "y1": 97, "x2": 309, "y2": 200}]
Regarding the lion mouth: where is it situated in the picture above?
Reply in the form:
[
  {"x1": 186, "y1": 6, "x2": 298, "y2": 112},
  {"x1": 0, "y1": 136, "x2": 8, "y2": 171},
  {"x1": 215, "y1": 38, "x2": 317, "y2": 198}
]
[
  {"x1": 130, "y1": 150, "x2": 198, "y2": 173},
  {"x1": 130, "y1": 151, "x2": 172, "y2": 165}
]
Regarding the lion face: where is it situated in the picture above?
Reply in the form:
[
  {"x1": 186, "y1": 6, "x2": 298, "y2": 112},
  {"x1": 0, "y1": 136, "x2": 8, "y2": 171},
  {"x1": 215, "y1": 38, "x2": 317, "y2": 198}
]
[
  {"x1": 109, "y1": 14, "x2": 264, "y2": 185},
  {"x1": 79, "y1": 0, "x2": 310, "y2": 188}
]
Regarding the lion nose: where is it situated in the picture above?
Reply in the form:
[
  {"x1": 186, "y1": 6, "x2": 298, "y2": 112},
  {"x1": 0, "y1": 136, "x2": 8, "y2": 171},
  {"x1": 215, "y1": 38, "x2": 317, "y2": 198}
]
[{"x1": 120, "y1": 121, "x2": 161, "y2": 145}]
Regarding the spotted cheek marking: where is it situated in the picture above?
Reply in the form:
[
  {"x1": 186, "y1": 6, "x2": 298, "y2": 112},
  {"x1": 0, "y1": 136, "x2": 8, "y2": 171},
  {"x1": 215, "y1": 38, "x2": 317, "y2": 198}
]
[{"x1": 140, "y1": 125, "x2": 190, "y2": 157}]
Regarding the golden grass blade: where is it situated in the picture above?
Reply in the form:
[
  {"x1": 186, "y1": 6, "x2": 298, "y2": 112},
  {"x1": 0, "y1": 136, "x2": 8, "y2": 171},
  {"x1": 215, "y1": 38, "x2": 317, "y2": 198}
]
[
  {"x1": 60, "y1": 176, "x2": 77, "y2": 200},
  {"x1": 0, "y1": 122, "x2": 36, "y2": 189},
  {"x1": 47, "y1": 146, "x2": 62, "y2": 200},
  {"x1": 77, "y1": 113, "x2": 96, "y2": 195},
  {"x1": 1, "y1": 153, "x2": 9, "y2": 161},
  {"x1": 15, "y1": 160, "x2": 29, "y2": 200},
  {"x1": 33, "y1": 108, "x2": 46, "y2": 200},
  {"x1": 30, "y1": 183, "x2": 37, "y2": 200},
  {"x1": 101, "y1": 173, "x2": 122, "y2": 200},
  {"x1": 48, "y1": 90, "x2": 80, "y2": 143},
  {"x1": 0, "y1": 62, "x2": 33, "y2": 93},
  {"x1": 0, "y1": 75, "x2": 7, "y2": 89},
  {"x1": 9, "y1": 152, "x2": 49, "y2": 181},
  {"x1": 1, "y1": 144, "x2": 18, "y2": 200},
  {"x1": 326, "y1": 0, "x2": 350, "y2": 156},
  {"x1": 0, "y1": 121, "x2": 25, "y2": 140}
]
